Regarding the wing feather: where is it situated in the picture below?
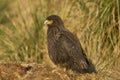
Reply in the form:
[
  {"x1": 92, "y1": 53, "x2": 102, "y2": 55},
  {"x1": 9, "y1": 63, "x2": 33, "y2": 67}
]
[{"x1": 58, "y1": 30, "x2": 89, "y2": 69}]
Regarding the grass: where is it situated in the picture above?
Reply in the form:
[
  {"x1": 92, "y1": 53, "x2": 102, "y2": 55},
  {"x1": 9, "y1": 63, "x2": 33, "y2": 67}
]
[{"x1": 0, "y1": 0, "x2": 119, "y2": 79}]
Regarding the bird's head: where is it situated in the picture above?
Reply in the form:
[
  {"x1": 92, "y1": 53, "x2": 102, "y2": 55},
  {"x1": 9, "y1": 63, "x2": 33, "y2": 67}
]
[{"x1": 44, "y1": 15, "x2": 64, "y2": 28}]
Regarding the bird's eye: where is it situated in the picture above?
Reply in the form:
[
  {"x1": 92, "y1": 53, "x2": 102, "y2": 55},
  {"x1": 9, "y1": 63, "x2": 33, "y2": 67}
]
[{"x1": 51, "y1": 20, "x2": 56, "y2": 24}]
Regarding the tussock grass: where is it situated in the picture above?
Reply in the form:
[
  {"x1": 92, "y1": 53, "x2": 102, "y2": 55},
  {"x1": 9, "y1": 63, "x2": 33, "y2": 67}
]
[
  {"x1": 0, "y1": 0, "x2": 46, "y2": 62},
  {"x1": 0, "y1": 0, "x2": 119, "y2": 77}
]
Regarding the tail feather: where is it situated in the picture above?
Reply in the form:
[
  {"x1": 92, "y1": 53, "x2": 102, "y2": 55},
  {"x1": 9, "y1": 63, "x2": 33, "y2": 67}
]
[{"x1": 88, "y1": 60, "x2": 97, "y2": 73}]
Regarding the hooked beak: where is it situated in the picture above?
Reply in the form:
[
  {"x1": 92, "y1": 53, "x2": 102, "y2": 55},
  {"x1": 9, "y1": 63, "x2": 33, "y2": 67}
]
[
  {"x1": 44, "y1": 20, "x2": 48, "y2": 25},
  {"x1": 44, "y1": 20, "x2": 53, "y2": 25}
]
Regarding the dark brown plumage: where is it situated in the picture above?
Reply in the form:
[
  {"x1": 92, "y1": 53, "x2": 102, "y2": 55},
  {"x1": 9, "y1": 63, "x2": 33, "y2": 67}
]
[{"x1": 44, "y1": 15, "x2": 96, "y2": 73}]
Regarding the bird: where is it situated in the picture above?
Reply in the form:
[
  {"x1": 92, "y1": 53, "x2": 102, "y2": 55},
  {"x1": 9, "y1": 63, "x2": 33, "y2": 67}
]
[{"x1": 44, "y1": 15, "x2": 96, "y2": 73}]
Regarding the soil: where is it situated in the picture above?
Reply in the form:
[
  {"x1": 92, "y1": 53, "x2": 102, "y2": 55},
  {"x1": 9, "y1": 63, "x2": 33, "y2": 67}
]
[{"x1": 0, "y1": 62, "x2": 119, "y2": 80}]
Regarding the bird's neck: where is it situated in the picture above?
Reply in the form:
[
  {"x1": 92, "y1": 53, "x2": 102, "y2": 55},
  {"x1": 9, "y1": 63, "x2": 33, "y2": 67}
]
[
  {"x1": 47, "y1": 25, "x2": 65, "y2": 39},
  {"x1": 47, "y1": 26, "x2": 60, "y2": 36}
]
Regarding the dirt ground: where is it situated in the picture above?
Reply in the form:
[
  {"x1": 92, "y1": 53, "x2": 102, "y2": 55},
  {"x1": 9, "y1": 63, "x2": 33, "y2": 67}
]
[{"x1": 0, "y1": 62, "x2": 119, "y2": 80}]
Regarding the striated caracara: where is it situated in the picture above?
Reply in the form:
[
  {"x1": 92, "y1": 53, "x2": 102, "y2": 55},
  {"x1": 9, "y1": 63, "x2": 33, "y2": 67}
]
[{"x1": 44, "y1": 15, "x2": 96, "y2": 73}]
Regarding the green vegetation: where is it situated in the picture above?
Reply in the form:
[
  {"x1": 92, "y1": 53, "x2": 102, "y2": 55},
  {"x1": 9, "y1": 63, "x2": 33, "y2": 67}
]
[{"x1": 0, "y1": 0, "x2": 119, "y2": 75}]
